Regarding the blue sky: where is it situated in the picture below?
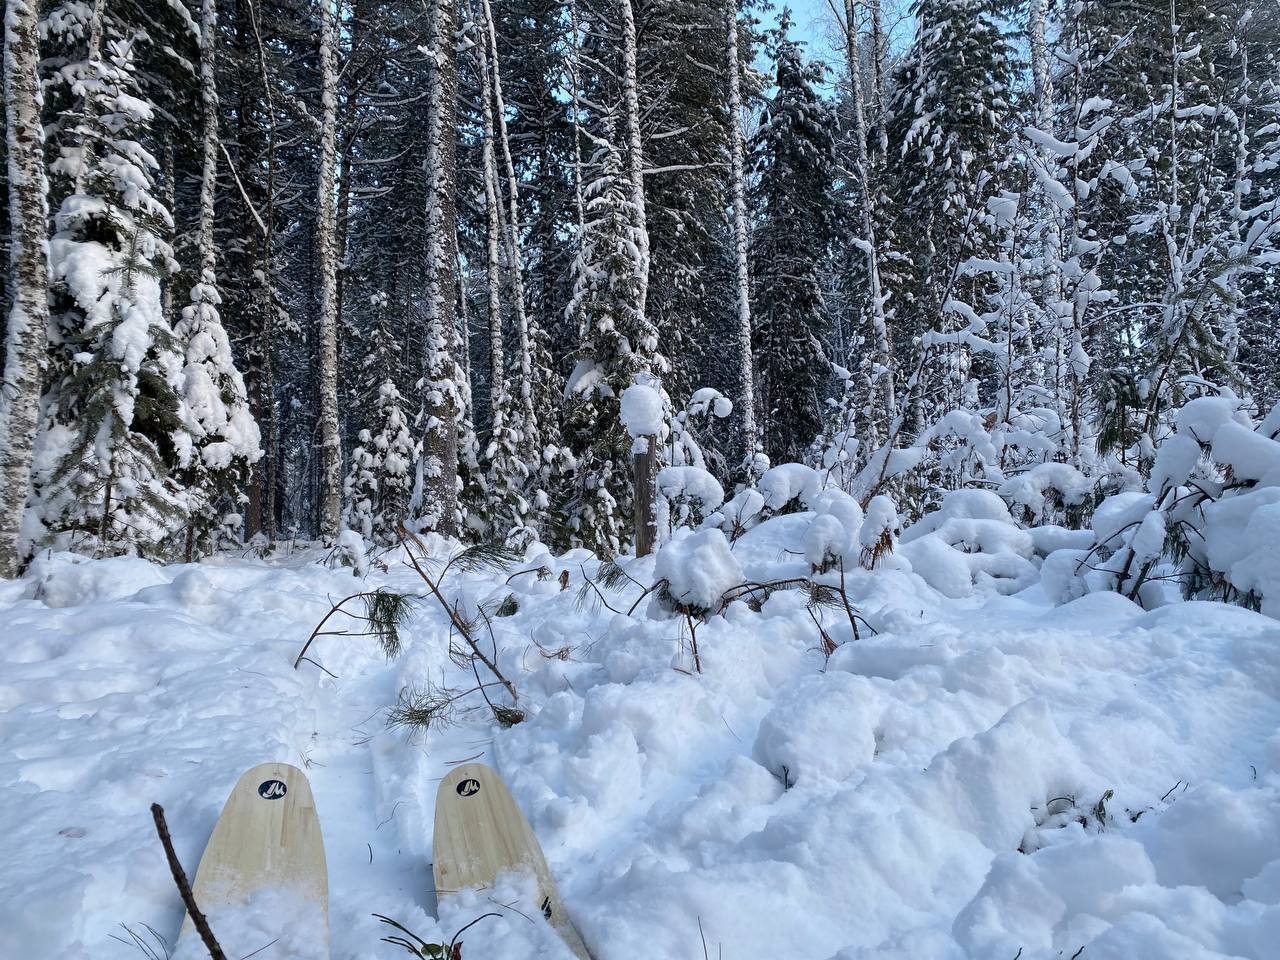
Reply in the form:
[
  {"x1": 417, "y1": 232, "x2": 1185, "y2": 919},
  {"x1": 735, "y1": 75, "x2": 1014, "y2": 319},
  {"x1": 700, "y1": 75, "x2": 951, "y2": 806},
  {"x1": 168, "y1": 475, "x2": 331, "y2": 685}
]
[
  {"x1": 787, "y1": 0, "x2": 841, "y2": 59},
  {"x1": 769, "y1": 0, "x2": 916, "y2": 66}
]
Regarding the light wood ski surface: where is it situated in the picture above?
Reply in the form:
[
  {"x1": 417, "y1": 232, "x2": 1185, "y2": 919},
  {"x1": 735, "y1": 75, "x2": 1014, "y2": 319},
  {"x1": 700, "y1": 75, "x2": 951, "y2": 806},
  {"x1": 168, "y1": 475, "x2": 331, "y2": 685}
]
[
  {"x1": 433, "y1": 762, "x2": 592, "y2": 959},
  {"x1": 178, "y1": 762, "x2": 329, "y2": 959}
]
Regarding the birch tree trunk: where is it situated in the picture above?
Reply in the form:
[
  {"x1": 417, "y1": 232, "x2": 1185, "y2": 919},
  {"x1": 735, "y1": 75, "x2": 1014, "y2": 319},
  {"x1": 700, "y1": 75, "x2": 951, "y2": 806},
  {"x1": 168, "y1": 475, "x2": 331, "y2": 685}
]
[
  {"x1": 869, "y1": 0, "x2": 886, "y2": 155},
  {"x1": 420, "y1": 0, "x2": 461, "y2": 536},
  {"x1": 197, "y1": 0, "x2": 220, "y2": 280},
  {"x1": 619, "y1": 0, "x2": 651, "y2": 322},
  {"x1": 842, "y1": 0, "x2": 895, "y2": 437},
  {"x1": 480, "y1": 0, "x2": 539, "y2": 456},
  {"x1": 725, "y1": 1, "x2": 759, "y2": 474},
  {"x1": 0, "y1": 0, "x2": 51, "y2": 577},
  {"x1": 316, "y1": 0, "x2": 342, "y2": 538},
  {"x1": 471, "y1": 2, "x2": 506, "y2": 426},
  {"x1": 568, "y1": 0, "x2": 588, "y2": 247}
]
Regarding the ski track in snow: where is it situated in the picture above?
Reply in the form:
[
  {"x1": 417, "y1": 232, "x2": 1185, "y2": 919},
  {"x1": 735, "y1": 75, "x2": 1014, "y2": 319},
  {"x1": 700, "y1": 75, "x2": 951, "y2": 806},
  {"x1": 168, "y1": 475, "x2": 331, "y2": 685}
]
[{"x1": 2, "y1": 523, "x2": 1280, "y2": 960}]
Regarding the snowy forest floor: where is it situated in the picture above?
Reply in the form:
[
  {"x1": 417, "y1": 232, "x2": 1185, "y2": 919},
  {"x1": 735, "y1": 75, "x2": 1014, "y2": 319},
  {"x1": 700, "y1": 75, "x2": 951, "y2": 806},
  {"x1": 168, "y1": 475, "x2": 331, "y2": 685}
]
[{"x1": 4, "y1": 517, "x2": 1280, "y2": 960}]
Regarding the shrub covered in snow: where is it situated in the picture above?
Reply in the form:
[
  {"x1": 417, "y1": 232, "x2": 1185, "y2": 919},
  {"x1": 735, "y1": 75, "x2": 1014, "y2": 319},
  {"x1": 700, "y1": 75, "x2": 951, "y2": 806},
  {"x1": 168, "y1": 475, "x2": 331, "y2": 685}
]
[
  {"x1": 653, "y1": 527, "x2": 743, "y2": 615},
  {"x1": 1044, "y1": 397, "x2": 1280, "y2": 615},
  {"x1": 898, "y1": 490, "x2": 1038, "y2": 598}
]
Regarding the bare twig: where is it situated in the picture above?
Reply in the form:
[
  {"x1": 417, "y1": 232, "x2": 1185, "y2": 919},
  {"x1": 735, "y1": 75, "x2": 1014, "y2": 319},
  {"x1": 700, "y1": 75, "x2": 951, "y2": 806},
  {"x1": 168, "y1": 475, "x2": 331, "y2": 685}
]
[
  {"x1": 399, "y1": 533, "x2": 518, "y2": 705},
  {"x1": 150, "y1": 804, "x2": 227, "y2": 960}
]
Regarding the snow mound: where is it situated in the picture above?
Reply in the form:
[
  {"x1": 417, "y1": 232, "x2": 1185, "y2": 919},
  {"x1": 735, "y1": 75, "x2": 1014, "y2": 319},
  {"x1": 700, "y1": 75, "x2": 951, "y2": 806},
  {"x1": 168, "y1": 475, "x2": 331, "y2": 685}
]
[
  {"x1": 619, "y1": 382, "x2": 665, "y2": 439},
  {"x1": 5, "y1": 518, "x2": 1280, "y2": 960},
  {"x1": 653, "y1": 527, "x2": 743, "y2": 612},
  {"x1": 757, "y1": 462, "x2": 822, "y2": 512},
  {"x1": 899, "y1": 490, "x2": 1037, "y2": 597}
]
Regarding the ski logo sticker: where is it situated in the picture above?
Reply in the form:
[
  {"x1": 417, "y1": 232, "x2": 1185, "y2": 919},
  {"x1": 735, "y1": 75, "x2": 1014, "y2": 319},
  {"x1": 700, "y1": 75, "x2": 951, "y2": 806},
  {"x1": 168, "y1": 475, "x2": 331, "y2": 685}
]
[
  {"x1": 456, "y1": 778, "x2": 481, "y2": 798},
  {"x1": 258, "y1": 779, "x2": 288, "y2": 800}
]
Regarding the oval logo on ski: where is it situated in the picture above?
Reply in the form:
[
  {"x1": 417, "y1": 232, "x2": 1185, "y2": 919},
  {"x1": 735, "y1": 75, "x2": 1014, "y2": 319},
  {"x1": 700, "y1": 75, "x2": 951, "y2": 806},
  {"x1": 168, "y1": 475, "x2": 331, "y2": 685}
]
[
  {"x1": 456, "y1": 778, "x2": 481, "y2": 798},
  {"x1": 258, "y1": 779, "x2": 288, "y2": 800}
]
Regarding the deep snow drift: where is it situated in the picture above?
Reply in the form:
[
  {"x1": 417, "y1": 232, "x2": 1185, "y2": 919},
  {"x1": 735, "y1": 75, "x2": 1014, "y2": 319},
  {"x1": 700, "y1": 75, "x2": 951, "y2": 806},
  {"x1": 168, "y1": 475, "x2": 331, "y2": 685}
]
[{"x1": 3, "y1": 510, "x2": 1280, "y2": 959}]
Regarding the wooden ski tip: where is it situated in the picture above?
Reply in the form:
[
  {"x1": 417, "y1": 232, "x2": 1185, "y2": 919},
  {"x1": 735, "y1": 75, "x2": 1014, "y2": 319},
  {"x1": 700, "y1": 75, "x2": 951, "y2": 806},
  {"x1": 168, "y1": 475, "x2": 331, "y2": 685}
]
[
  {"x1": 176, "y1": 762, "x2": 329, "y2": 960},
  {"x1": 433, "y1": 763, "x2": 593, "y2": 960}
]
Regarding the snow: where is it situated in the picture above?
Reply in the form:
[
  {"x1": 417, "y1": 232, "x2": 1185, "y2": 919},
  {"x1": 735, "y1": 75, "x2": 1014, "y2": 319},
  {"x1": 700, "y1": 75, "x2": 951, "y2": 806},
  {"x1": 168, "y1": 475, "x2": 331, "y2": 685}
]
[
  {"x1": 618, "y1": 382, "x2": 665, "y2": 440},
  {"x1": 998, "y1": 462, "x2": 1092, "y2": 521},
  {"x1": 5, "y1": 523, "x2": 1280, "y2": 960},
  {"x1": 652, "y1": 527, "x2": 743, "y2": 612},
  {"x1": 756, "y1": 462, "x2": 822, "y2": 511},
  {"x1": 1202, "y1": 488, "x2": 1280, "y2": 616},
  {"x1": 169, "y1": 886, "x2": 327, "y2": 960},
  {"x1": 656, "y1": 465, "x2": 723, "y2": 512}
]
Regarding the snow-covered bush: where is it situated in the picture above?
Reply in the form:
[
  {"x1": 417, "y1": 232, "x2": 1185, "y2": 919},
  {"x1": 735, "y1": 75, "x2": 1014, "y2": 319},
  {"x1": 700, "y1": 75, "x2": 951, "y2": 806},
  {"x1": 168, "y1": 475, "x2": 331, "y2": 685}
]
[
  {"x1": 652, "y1": 527, "x2": 744, "y2": 617},
  {"x1": 898, "y1": 490, "x2": 1039, "y2": 598},
  {"x1": 656, "y1": 465, "x2": 724, "y2": 531},
  {"x1": 713, "y1": 487, "x2": 767, "y2": 541},
  {"x1": 858, "y1": 495, "x2": 900, "y2": 569},
  {"x1": 1044, "y1": 397, "x2": 1280, "y2": 616},
  {"x1": 757, "y1": 463, "x2": 822, "y2": 514},
  {"x1": 997, "y1": 461, "x2": 1094, "y2": 528},
  {"x1": 801, "y1": 488, "x2": 863, "y2": 572}
]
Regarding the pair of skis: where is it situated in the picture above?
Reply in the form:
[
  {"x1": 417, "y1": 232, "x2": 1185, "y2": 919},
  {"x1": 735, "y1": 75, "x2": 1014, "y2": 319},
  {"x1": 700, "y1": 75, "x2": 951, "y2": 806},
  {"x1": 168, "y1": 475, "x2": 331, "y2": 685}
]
[{"x1": 176, "y1": 762, "x2": 591, "y2": 959}]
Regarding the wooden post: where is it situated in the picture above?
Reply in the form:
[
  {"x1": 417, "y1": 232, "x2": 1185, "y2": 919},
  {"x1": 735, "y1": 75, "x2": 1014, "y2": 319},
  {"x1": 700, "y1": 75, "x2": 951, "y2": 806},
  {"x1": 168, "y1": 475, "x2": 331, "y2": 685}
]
[{"x1": 634, "y1": 435, "x2": 657, "y2": 557}]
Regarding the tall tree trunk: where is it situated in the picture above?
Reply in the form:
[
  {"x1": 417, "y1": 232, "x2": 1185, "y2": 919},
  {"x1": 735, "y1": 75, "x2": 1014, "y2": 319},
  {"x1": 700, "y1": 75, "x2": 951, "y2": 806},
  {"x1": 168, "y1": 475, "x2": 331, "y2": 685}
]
[
  {"x1": 420, "y1": 0, "x2": 461, "y2": 536},
  {"x1": 71, "y1": 0, "x2": 106, "y2": 196},
  {"x1": 619, "y1": 0, "x2": 650, "y2": 322},
  {"x1": 471, "y1": 1, "x2": 506, "y2": 426},
  {"x1": 160, "y1": 142, "x2": 175, "y2": 321},
  {"x1": 725, "y1": 1, "x2": 759, "y2": 474},
  {"x1": 1028, "y1": 0, "x2": 1070, "y2": 457},
  {"x1": 316, "y1": 0, "x2": 342, "y2": 538},
  {"x1": 196, "y1": 0, "x2": 220, "y2": 281},
  {"x1": 253, "y1": 0, "x2": 280, "y2": 539},
  {"x1": 237, "y1": 0, "x2": 276, "y2": 539},
  {"x1": 568, "y1": 0, "x2": 588, "y2": 249},
  {"x1": 868, "y1": 0, "x2": 886, "y2": 155},
  {"x1": 481, "y1": 0, "x2": 539, "y2": 456},
  {"x1": 842, "y1": 0, "x2": 895, "y2": 439},
  {"x1": 0, "y1": 0, "x2": 51, "y2": 577}
]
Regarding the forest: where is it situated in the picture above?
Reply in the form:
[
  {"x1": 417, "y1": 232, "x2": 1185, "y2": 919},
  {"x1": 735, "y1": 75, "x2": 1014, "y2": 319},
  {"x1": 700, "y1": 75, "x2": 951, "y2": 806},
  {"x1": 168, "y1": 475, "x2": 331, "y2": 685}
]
[
  {"x1": 4, "y1": 2, "x2": 1280, "y2": 957},
  {"x1": 0, "y1": 0, "x2": 1274, "y2": 584}
]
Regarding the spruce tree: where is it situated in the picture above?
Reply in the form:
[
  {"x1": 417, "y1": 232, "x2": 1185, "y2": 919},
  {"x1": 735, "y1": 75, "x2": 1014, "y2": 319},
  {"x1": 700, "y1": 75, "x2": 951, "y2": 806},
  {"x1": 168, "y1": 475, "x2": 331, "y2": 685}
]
[
  {"x1": 884, "y1": 0, "x2": 1016, "y2": 413},
  {"x1": 563, "y1": 118, "x2": 664, "y2": 554},
  {"x1": 343, "y1": 378, "x2": 417, "y2": 543},
  {"x1": 175, "y1": 0, "x2": 262, "y2": 556},
  {"x1": 37, "y1": 32, "x2": 192, "y2": 554},
  {"x1": 749, "y1": 14, "x2": 838, "y2": 465}
]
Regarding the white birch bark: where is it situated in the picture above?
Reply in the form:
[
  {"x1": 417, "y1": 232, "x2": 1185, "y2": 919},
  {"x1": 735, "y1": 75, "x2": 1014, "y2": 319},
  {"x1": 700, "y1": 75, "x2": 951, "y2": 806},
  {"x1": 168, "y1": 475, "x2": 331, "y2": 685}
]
[
  {"x1": 725, "y1": 2, "x2": 759, "y2": 472},
  {"x1": 71, "y1": 0, "x2": 105, "y2": 197},
  {"x1": 842, "y1": 0, "x2": 895, "y2": 435},
  {"x1": 480, "y1": 0, "x2": 539, "y2": 454},
  {"x1": 316, "y1": 0, "x2": 342, "y2": 538},
  {"x1": 421, "y1": 0, "x2": 461, "y2": 536},
  {"x1": 619, "y1": 0, "x2": 651, "y2": 323},
  {"x1": 0, "y1": 0, "x2": 51, "y2": 577},
  {"x1": 470, "y1": 2, "x2": 506, "y2": 425},
  {"x1": 568, "y1": 0, "x2": 588, "y2": 245}
]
